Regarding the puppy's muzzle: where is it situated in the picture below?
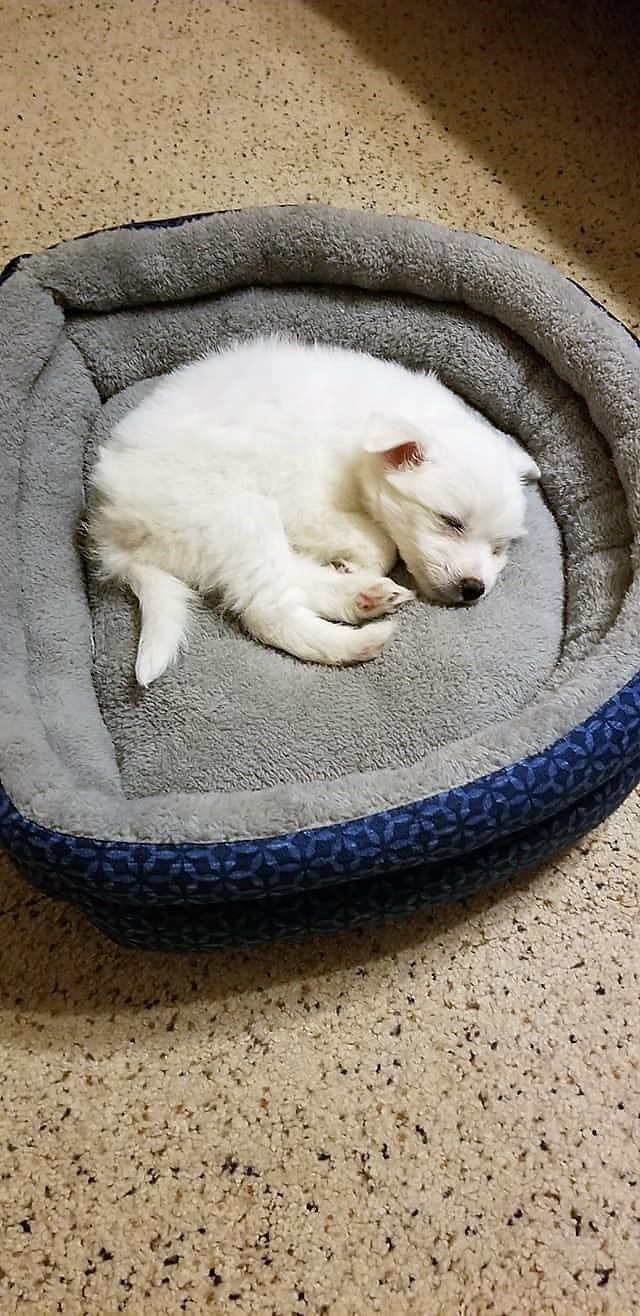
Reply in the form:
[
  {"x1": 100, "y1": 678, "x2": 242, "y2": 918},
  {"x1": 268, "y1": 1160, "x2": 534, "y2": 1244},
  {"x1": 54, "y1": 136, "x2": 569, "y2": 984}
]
[{"x1": 460, "y1": 577, "x2": 485, "y2": 603}]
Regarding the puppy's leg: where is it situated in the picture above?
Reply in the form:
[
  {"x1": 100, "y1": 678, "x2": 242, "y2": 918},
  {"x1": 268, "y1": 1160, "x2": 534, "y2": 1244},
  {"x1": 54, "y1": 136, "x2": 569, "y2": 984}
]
[
  {"x1": 311, "y1": 513, "x2": 397, "y2": 576},
  {"x1": 294, "y1": 558, "x2": 414, "y2": 622},
  {"x1": 207, "y1": 495, "x2": 396, "y2": 665}
]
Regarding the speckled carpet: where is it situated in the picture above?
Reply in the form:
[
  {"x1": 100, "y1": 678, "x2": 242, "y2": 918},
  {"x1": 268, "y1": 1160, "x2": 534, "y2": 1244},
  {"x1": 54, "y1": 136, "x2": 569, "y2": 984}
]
[{"x1": 0, "y1": 2, "x2": 638, "y2": 1312}]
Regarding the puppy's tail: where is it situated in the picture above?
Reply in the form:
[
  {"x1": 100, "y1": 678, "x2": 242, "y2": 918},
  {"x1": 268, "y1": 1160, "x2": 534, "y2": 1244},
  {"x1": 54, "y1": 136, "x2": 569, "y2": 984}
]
[{"x1": 126, "y1": 563, "x2": 196, "y2": 687}]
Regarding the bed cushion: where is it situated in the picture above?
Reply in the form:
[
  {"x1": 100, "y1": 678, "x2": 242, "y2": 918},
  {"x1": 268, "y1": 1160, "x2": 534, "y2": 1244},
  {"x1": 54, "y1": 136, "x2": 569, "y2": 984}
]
[{"x1": 1, "y1": 205, "x2": 638, "y2": 948}]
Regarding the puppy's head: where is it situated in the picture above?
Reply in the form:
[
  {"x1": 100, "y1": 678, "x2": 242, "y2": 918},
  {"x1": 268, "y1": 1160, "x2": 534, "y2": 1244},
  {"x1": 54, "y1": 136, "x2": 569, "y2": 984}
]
[{"x1": 362, "y1": 414, "x2": 540, "y2": 605}]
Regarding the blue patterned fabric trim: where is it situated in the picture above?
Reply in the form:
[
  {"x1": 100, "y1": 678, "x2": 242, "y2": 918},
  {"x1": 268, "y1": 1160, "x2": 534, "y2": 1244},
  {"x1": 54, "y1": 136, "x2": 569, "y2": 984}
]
[
  {"x1": 55, "y1": 755, "x2": 640, "y2": 949},
  {"x1": 1, "y1": 211, "x2": 640, "y2": 948},
  {"x1": 1, "y1": 674, "x2": 640, "y2": 915}
]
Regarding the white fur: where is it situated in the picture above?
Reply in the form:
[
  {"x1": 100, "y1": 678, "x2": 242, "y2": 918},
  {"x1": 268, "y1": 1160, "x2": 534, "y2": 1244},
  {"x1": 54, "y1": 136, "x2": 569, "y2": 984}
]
[{"x1": 89, "y1": 336, "x2": 539, "y2": 684}]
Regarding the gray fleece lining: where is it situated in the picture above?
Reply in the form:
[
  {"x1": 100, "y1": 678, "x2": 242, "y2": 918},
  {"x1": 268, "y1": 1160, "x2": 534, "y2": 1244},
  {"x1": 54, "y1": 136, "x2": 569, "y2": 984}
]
[{"x1": 0, "y1": 205, "x2": 638, "y2": 844}]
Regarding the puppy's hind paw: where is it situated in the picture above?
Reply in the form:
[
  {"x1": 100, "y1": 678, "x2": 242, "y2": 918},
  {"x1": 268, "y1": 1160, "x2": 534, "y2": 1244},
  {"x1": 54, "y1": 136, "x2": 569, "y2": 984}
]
[{"x1": 344, "y1": 616, "x2": 397, "y2": 662}]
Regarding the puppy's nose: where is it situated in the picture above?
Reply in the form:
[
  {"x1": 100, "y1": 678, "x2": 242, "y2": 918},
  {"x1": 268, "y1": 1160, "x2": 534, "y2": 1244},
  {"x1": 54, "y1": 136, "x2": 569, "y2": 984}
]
[{"x1": 460, "y1": 577, "x2": 485, "y2": 602}]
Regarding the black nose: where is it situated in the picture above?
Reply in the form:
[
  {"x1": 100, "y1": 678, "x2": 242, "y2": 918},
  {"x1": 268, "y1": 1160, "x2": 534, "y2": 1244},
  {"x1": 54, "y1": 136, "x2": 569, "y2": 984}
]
[{"x1": 461, "y1": 577, "x2": 485, "y2": 602}]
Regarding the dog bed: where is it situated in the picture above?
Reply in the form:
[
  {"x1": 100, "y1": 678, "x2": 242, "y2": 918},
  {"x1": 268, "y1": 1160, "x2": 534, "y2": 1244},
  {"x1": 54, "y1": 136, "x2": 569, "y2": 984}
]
[{"x1": 1, "y1": 205, "x2": 639, "y2": 950}]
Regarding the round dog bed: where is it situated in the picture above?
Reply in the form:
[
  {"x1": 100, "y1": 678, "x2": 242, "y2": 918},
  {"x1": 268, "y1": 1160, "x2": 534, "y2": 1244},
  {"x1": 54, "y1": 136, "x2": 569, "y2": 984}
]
[{"x1": 0, "y1": 205, "x2": 639, "y2": 950}]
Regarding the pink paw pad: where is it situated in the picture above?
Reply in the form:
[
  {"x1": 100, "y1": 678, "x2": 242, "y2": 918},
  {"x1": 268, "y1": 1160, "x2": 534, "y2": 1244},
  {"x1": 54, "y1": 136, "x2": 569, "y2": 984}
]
[{"x1": 355, "y1": 590, "x2": 381, "y2": 611}]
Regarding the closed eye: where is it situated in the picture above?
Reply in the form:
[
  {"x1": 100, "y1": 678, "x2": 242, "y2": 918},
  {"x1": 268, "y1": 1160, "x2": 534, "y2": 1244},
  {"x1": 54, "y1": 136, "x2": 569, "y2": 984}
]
[
  {"x1": 439, "y1": 513, "x2": 465, "y2": 533},
  {"x1": 492, "y1": 540, "x2": 511, "y2": 556}
]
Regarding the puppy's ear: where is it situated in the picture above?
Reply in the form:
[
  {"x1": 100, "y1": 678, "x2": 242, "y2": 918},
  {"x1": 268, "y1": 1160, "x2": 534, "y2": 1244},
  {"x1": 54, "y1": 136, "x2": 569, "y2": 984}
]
[
  {"x1": 512, "y1": 447, "x2": 541, "y2": 484},
  {"x1": 363, "y1": 415, "x2": 429, "y2": 469}
]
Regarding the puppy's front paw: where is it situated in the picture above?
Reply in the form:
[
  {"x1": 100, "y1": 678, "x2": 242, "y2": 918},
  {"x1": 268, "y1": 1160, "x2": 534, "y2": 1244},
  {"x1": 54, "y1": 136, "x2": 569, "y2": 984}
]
[{"x1": 351, "y1": 576, "x2": 415, "y2": 621}]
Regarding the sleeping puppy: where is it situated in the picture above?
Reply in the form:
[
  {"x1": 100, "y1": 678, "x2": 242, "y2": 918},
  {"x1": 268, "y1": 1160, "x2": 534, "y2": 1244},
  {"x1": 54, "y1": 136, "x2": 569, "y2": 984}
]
[{"x1": 88, "y1": 335, "x2": 540, "y2": 685}]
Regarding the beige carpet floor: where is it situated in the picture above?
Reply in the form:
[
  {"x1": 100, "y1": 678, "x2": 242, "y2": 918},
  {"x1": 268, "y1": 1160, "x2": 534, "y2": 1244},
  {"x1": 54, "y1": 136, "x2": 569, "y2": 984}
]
[{"x1": 1, "y1": 2, "x2": 639, "y2": 1312}]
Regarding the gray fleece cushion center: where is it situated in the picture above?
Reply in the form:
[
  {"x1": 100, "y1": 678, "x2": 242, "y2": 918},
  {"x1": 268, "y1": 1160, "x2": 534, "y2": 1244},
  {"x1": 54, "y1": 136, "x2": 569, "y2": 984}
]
[
  {"x1": 1, "y1": 205, "x2": 639, "y2": 843},
  {"x1": 85, "y1": 300, "x2": 563, "y2": 799}
]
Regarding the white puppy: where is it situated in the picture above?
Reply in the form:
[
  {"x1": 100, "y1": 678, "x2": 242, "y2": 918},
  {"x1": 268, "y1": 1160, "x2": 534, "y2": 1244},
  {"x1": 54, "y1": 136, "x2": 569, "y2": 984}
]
[{"x1": 89, "y1": 335, "x2": 540, "y2": 686}]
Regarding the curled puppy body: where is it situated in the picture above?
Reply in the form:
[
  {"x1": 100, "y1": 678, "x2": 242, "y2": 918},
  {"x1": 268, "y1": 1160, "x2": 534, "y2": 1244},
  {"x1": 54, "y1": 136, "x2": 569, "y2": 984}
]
[{"x1": 89, "y1": 335, "x2": 539, "y2": 686}]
